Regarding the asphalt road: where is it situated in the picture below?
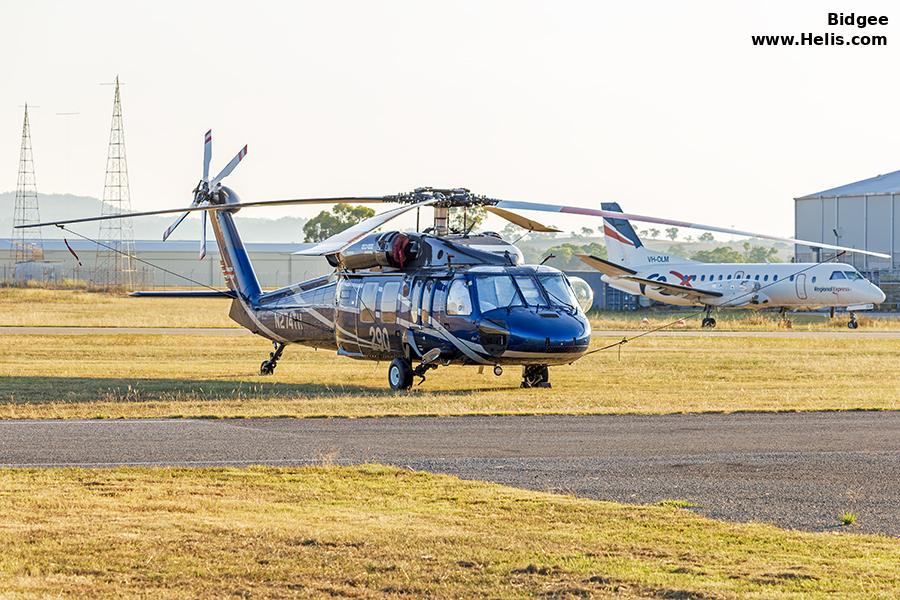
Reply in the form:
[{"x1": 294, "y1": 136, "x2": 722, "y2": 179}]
[
  {"x1": 1, "y1": 411, "x2": 897, "y2": 535},
  {"x1": 2, "y1": 325, "x2": 898, "y2": 339}
]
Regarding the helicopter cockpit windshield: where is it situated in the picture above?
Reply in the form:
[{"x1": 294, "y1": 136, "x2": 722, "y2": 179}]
[{"x1": 472, "y1": 270, "x2": 581, "y2": 313}]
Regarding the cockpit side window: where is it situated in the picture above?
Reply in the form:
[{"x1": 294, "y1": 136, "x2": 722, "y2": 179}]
[
  {"x1": 537, "y1": 273, "x2": 578, "y2": 309},
  {"x1": 830, "y1": 271, "x2": 846, "y2": 280},
  {"x1": 475, "y1": 275, "x2": 523, "y2": 313},
  {"x1": 446, "y1": 279, "x2": 473, "y2": 316},
  {"x1": 843, "y1": 271, "x2": 862, "y2": 281}
]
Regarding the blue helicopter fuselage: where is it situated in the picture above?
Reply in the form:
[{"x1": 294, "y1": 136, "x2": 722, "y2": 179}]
[{"x1": 243, "y1": 265, "x2": 591, "y2": 366}]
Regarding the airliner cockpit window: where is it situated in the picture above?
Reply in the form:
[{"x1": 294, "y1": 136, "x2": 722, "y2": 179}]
[
  {"x1": 475, "y1": 275, "x2": 523, "y2": 313},
  {"x1": 830, "y1": 271, "x2": 847, "y2": 280},
  {"x1": 843, "y1": 271, "x2": 863, "y2": 280}
]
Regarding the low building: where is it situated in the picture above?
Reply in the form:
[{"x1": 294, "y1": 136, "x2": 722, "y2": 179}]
[{"x1": 0, "y1": 239, "x2": 331, "y2": 290}]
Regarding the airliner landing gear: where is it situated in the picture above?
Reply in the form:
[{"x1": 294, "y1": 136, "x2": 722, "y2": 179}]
[
  {"x1": 778, "y1": 308, "x2": 792, "y2": 329},
  {"x1": 522, "y1": 365, "x2": 551, "y2": 388},
  {"x1": 259, "y1": 342, "x2": 285, "y2": 375},
  {"x1": 701, "y1": 307, "x2": 716, "y2": 329},
  {"x1": 848, "y1": 312, "x2": 859, "y2": 329}
]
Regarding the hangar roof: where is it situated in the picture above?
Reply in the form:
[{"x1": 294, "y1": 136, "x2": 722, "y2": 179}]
[{"x1": 798, "y1": 169, "x2": 900, "y2": 198}]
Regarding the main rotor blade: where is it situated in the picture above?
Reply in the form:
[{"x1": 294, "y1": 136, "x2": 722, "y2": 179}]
[
  {"x1": 491, "y1": 200, "x2": 892, "y2": 260},
  {"x1": 15, "y1": 197, "x2": 395, "y2": 229},
  {"x1": 203, "y1": 130, "x2": 212, "y2": 181},
  {"x1": 483, "y1": 205, "x2": 561, "y2": 233},
  {"x1": 295, "y1": 199, "x2": 440, "y2": 256},
  {"x1": 209, "y1": 144, "x2": 247, "y2": 187}
]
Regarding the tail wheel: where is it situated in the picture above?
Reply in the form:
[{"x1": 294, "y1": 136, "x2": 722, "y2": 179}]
[{"x1": 388, "y1": 358, "x2": 414, "y2": 391}]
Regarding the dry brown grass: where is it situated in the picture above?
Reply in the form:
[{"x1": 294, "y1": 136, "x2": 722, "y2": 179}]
[
  {"x1": 0, "y1": 288, "x2": 235, "y2": 328},
  {"x1": 0, "y1": 465, "x2": 896, "y2": 598},
  {"x1": 0, "y1": 332, "x2": 896, "y2": 419},
  {"x1": 589, "y1": 309, "x2": 900, "y2": 331},
  {"x1": 2, "y1": 288, "x2": 897, "y2": 331}
]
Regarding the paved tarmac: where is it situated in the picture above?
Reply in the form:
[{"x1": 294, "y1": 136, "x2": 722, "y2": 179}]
[
  {"x1": 2, "y1": 325, "x2": 898, "y2": 339},
  {"x1": 1, "y1": 411, "x2": 897, "y2": 535}
]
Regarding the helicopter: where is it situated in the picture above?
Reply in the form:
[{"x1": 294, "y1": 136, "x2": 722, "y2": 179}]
[{"x1": 18, "y1": 131, "x2": 891, "y2": 390}]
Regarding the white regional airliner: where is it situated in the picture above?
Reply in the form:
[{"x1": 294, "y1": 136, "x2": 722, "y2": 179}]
[{"x1": 577, "y1": 203, "x2": 886, "y2": 329}]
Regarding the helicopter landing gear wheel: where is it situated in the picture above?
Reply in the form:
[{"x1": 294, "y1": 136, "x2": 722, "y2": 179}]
[
  {"x1": 701, "y1": 317, "x2": 716, "y2": 328},
  {"x1": 388, "y1": 357, "x2": 414, "y2": 391},
  {"x1": 521, "y1": 365, "x2": 550, "y2": 389},
  {"x1": 848, "y1": 312, "x2": 859, "y2": 329},
  {"x1": 259, "y1": 342, "x2": 285, "y2": 375}
]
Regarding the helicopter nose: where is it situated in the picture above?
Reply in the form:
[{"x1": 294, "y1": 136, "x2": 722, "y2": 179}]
[{"x1": 494, "y1": 308, "x2": 591, "y2": 357}]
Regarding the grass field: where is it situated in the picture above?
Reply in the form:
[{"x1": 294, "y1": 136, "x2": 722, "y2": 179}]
[
  {"x1": 2, "y1": 288, "x2": 898, "y2": 330},
  {"x1": 0, "y1": 465, "x2": 897, "y2": 598},
  {"x1": 0, "y1": 331, "x2": 896, "y2": 419}
]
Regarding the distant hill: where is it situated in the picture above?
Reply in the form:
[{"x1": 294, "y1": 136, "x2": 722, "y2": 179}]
[{"x1": 0, "y1": 192, "x2": 308, "y2": 243}]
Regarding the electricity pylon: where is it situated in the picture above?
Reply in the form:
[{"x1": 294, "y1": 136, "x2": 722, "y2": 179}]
[
  {"x1": 10, "y1": 103, "x2": 43, "y2": 265},
  {"x1": 92, "y1": 76, "x2": 136, "y2": 289}
]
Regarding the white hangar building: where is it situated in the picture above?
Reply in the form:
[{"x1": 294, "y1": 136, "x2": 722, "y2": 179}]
[{"x1": 795, "y1": 170, "x2": 900, "y2": 308}]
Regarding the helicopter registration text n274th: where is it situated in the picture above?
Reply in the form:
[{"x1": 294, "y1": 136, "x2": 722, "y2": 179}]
[{"x1": 18, "y1": 130, "x2": 892, "y2": 390}]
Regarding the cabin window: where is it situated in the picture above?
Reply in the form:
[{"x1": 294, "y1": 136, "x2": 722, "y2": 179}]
[
  {"x1": 700, "y1": 275, "x2": 706, "y2": 282},
  {"x1": 360, "y1": 282, "x2": 378, "y2": 323},
  {"x1": 410, "y1": 280, "x2": 423, "y2": 323},
  {"x1": 339, "y1": 283, "x2": 358, "y2": 308},
  {"x1": 718, "y1": 274, "x2": 723, "y2": 281},
  {"x1": 447, "y1": 279, "x2": 473, "y2": 316},
  {"x1": 726, "y1": 274, "x2": 732, "y2": 280},
  {"x1": 421, "y1": 280, "x2": 434, "y2": 323},
  {"x1": 812, "y1": 276, "x2": 817, "y2": 283},
  {"x1": 763, "y1": 275, "x2": 769, "y2": 282},
  {"x1": 380, "y1": 282, "x2": 400, "y2": 323},
  {"x1": 789, "y1": 275, "x2": 795, "y2": 282},
  {"x1": 773, "y1": 275, "x2": 778, "y2": 281},
  {"x1": 515, "y1": 276, "x2": 545, "y2": 305},
  {"x1": 754, "y1": 274, "x2": 760, "y2": 281},
  {"x1": 475, "y1": 275, "x2": 522, "y2": 313},
  {"x1": 830, "y1": 271, "x2": 846, "y2": 280},
  {"x1": 844, "y1": 271, "x2": 863, "y2": 280}
]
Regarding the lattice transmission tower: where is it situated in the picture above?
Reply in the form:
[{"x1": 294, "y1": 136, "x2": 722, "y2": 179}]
[
  {"x1": 93, "y1": 76, "x2": 136, "y2": 289},
  {"x1": 10, "y1": 103, "x2": 43, "y2": 265}
]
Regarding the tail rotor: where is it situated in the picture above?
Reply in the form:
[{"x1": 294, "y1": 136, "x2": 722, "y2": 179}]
[{"x1": 161, "y1": 129, "x2": 247, "y2": 259}]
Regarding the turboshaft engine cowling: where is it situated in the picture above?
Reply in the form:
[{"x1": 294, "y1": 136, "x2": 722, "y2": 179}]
[{"x1": 328, "y1": 231, "x2": 419, "y2": 270}]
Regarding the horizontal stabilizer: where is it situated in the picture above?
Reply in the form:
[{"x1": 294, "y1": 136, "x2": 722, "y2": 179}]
[
  {"x1": 576, "y1": 254, "x2": 637, "y2": 276},
  {"x1": 128, "y1": 290, "x2": 236, "y2": 298},
  {"x1": 623, "y1": 275, "x2": 723, "y2": 301}
]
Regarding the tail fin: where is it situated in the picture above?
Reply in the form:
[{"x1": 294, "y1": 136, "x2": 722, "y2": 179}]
[
  {"x1": 601, "y1": 202, "x2": 690, "y2": 268},
  {"x1": 208, "y1": 188, "x2": 262, "y2": 303}
]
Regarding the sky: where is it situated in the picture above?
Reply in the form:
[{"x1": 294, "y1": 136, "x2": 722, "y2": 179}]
[{"x1": 2, "y1": 0, "x2": 899, "y2": 238}]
